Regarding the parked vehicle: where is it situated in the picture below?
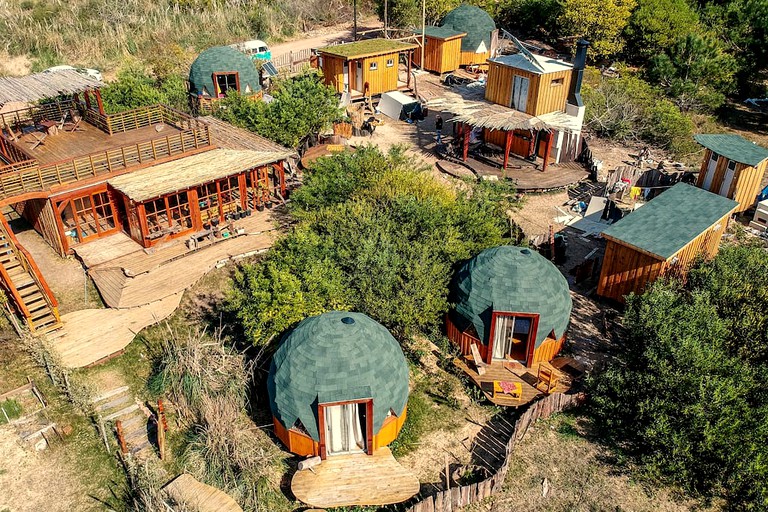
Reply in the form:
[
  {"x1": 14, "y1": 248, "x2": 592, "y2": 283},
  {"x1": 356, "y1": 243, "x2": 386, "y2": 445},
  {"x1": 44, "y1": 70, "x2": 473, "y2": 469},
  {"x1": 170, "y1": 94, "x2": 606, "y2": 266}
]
[
  {"x1": 44, "y1": 65, "x2": 103, "y2": 82},
  {"x1": 230, "y1": 40, "x2": 272, "y2": 61}
]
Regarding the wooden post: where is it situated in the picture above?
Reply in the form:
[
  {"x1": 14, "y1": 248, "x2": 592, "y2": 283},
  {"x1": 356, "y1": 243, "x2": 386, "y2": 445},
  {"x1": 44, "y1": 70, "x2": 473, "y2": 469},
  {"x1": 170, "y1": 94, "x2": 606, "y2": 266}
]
[
  {"x1": 407, "y1": 51, "x2": 412, "y2": 89},
  {"x1": 503, "y1": 130, "x2": 512, "y2": 170},
  {"x1": 549, "y1": 224, "x2": 555, "y2": 262},
  {"x1": 541, "y1": 130, "x2": 554, "y2": 173},
  {"x1": 157, "y1": 399, "x2": 168, "y2": 460},
  {"x1": 462, "y1": 123, "x2": 470, "y2": 162},
  {"x1": 445, "y1": 454, "x2": 451, "y2": 490},
  {"x1": 94, "y1": 89, "x2": 106, "y2": 116},
  {"x1": 115, "y1": 420, "x2": 127, "y2": 454}
]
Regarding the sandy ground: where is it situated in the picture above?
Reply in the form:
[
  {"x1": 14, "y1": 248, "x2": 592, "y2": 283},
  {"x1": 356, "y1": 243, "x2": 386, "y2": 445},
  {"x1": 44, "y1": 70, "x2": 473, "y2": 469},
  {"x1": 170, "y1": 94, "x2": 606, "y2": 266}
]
[
  {"x1": 270, "y1": 17, "x2": 382, "y2": 56},
  {"x1": 0, "y1": 428, "x2": 97, "y2": 512}
]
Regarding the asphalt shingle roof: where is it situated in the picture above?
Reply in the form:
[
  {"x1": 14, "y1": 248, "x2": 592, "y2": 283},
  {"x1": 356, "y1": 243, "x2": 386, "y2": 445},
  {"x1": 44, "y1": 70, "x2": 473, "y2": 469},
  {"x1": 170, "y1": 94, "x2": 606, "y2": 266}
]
[
  {"x1": 267, "y1": 311, "x2": 409, "y2": 442},
  {"x1": 451, "y1": 246, "x2": 572, "y2": 347},
  {"x1": 188, "y1": 46, "x2": 262, "y2": 97},
  {"x1": 694, "y1": 134, "x2": 768, "y2": 167},
  {"x1": 441, "y1": 4, "x2": 496, "y2": 53},
  {"x1": 415, "y1": 26, "x2": 467, "y2": 40},
  {"x1": 602, "y1": 183, "x2": 738, "y2": 260}
]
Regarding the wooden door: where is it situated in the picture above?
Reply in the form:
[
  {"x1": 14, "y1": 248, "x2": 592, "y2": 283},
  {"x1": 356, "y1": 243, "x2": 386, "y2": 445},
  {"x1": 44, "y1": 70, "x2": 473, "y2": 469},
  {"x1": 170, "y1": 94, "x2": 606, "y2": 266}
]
[
  {"x1": 719, "y1": 160, "x2": 736, "y2": 197},
  {"x1": 512, "y1": 75, "x2": 529, "y2": 112},
  {"x1": 703, "y1": 151, "x2": 718, "y2": 191}
]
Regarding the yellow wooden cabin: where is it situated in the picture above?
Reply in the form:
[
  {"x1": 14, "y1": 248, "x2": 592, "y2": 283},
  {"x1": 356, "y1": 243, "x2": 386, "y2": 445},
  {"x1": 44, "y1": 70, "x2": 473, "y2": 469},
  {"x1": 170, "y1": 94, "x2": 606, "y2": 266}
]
[
  {"x1": 694, "y1": 134, "x2": 768, "y2": 213},
  {"x1": 412, "y1": 26, "x2": 466, "y2": 74},
  {"x1": 317, "y1": 39, "x2": 417, "y2": 99},
  {"x1": 598, "y1": 183, "x2": 738, "y2": 303}
]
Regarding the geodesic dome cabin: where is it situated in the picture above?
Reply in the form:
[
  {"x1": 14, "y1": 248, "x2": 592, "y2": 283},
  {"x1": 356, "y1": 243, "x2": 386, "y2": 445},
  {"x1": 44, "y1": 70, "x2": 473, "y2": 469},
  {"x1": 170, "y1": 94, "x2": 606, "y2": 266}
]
[
  {"x1": 440, "y1": 4, "x2": 497, "y2": 66},
  {"x1": 188, "y1": 46, "x2": 263, "y2": 113},
  {"x1": 268, "y1": 311, "x2": 409, "y2": 459},
  {"x1": 446, "y1": 245, "x2": 572, "y2": 367}
]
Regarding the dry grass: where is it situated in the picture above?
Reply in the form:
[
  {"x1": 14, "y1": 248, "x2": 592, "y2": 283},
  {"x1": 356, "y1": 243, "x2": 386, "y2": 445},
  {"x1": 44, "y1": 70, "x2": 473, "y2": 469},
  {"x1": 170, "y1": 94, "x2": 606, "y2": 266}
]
[{"x1": 0, "y1": 0, "x2": 355, "y2": 73}]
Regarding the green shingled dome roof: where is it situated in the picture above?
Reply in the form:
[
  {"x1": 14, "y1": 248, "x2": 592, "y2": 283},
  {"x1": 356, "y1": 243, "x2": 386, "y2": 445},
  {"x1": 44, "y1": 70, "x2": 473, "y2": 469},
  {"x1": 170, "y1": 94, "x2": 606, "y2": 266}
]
[
  {"x1": 452, "y1": 246, "x2": 572, "y2": 347},
  {"x1": 441, "y1": 4, "x2": 496, "y2": 53},
  {"x1": 267, "y1": 311, "x2": 409, "y2": 442},
  {"x1": 188, "y1": 46, "x2": 262, "y2": 97}
]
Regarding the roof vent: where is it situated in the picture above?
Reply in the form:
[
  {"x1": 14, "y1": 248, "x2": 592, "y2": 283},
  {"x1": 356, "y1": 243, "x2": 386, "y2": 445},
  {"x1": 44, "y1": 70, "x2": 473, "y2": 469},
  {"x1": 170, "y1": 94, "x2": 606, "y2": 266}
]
[
  {"x1": 520, "y1": 248, "x2": 531, "y2": 255},
  {"x1": 341, "y1": 316, "x2": 355, "y2": 325}
]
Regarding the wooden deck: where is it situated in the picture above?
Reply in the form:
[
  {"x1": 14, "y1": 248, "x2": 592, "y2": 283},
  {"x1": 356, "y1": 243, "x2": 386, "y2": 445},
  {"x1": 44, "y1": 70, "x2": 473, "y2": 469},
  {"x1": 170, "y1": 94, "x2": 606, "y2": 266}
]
[
  {"x1": 19, "y1": 123, "x2": 183, "y2": 165},
  {"x1": 291, "y1": 447, "x2": 419, "y2": 508},
  {"x1": 162, "y1": 473, "x2": 243, "y2": 512},
  {"x1": 437, "y1": 158, "x2": 589, "y2": 192},
  {"x1": 80, "y1": 210, "x2": 280, "y2": 308},
  {"x1": 47, "y1": 293, "x2": 182, "y2": 368},
  {"x1": 455, "y1": 356, "x2": 581, "y2": 407}
]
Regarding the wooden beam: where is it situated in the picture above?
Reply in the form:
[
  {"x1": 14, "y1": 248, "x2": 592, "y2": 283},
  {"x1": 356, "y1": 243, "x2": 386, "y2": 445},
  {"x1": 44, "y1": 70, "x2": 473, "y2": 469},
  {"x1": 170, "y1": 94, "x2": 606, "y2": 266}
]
[
  {"x1": 542, "y1": 130, "x2": 554, "y2": 173},
  {"x1": 462, "y1": 123, "x2": 470, "y2": 162},
  {"x1": 503, "y1": 130, "x2": 512, "y2": 169}
]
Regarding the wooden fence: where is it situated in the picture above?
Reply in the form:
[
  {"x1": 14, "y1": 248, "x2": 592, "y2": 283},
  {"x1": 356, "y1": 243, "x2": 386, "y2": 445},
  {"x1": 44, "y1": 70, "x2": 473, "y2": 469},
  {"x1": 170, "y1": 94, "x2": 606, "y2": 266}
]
[
  {"x1": 405, "y1": 391, "x2": 586, "y2": 512},
  {"x1": 272, "y1": 49, "x2": 313, "y2": 74}
]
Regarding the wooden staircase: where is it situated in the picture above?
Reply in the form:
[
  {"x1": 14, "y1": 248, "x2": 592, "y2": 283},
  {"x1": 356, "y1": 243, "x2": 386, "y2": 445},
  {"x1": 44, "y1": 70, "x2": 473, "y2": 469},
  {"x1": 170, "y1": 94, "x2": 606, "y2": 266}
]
[
  {"x1": 0, "y1": 215, "x2": 61, "y2": 334},
  {"x1": 92, "y1": 386, "x2": 156, "y2": 459}
]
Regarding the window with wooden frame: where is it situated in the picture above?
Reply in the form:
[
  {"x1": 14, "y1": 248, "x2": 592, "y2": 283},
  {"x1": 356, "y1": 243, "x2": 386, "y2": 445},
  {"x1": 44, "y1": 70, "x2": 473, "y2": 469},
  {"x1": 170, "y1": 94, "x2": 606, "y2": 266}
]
[
  {"x1": 144, "y1": 192, "x2": 193, "y2": 236},
  {"x1": 213, "y1": 72, "x2": 239, "y2": 97},
  {"x1": 59, "y1": 191, "x2": 119, "y2": 245},
  {"x1": 218, "y1": 176, "x2": 242, "y2": 216},
  {"x1": 550, "y1": 77, "x2": 565, "y2": 86},
  {"x1": 369, "y1": 62, "x2": 378, "y2": 71},
  {"x1": 488, "y1": 312, "x2": 538, "y2": 365},
  {"x1": 144, "y1": 197, "x2": 168, "y2": 235},
  {"x1": 197, "y1": 182, "x2": 220, "y2": 223},
  {"x1": 386, "y1": 58, "x2": 394, "y2": 67},
  {"x1": 167, "y1": 192, "x2": 192, "y2": 230},
  {"x1": 246, "y1": 167, "x2": 272, "y2": 207}
]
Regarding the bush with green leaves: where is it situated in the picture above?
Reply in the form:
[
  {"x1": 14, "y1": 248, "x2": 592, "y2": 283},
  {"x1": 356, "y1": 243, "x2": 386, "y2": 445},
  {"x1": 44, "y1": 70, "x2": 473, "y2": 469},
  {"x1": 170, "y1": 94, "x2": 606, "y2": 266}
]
[
  {"x1": 99, "y1": 65, "x2": 188, "y2": 114},
  {"x1": 228, "y1": 145, "x2": 511, "y2": 345},
  {"x1": 589, "y1": 244, "x2": 768, "y2": 509}
]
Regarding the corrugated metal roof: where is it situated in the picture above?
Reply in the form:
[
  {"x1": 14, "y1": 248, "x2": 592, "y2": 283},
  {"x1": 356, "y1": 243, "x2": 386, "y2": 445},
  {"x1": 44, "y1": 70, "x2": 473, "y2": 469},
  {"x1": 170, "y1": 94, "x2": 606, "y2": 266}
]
[
  {"x1": 694, "y1": 134, "x2": 768, "y2": 167},
  {"x1": 602, "y1": 183, "x2": 738, "y2": 260},
  {"x1": 451, "y1": 246, "x2": 572, "y2": 347},
  {"x1": 267, "y1": 312, "x2": 410, "y2": 442}
]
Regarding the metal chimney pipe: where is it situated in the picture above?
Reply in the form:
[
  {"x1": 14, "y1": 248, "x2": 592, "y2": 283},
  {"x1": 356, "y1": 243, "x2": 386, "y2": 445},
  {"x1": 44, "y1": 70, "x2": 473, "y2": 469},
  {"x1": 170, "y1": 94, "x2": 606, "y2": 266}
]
[{"x1": 568, "y1": 39, "x2": 590, "y2": 107}]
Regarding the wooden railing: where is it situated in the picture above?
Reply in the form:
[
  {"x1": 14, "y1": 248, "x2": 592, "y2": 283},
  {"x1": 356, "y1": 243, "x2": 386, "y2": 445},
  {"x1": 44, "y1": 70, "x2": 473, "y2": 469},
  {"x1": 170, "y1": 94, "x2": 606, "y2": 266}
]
[
  {"x1": 0, "y1": 215, "x2": 59, "y2": 326},
  {"x1": 0, "y1": 125, "x2": 211, "y2": 200},
  {"x1": 0, "y1": 99, "x2": 79, "y2": 131},
  {"x1": 84, "y1": 104, "x2": 207, "y2": 135}
]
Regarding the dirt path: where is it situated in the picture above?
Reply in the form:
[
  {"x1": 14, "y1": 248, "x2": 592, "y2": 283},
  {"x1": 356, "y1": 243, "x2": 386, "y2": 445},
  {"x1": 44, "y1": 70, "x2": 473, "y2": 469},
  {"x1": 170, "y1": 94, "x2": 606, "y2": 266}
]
[{"x1": 269, "y1": 17, "x2": 383, "y2": 56}]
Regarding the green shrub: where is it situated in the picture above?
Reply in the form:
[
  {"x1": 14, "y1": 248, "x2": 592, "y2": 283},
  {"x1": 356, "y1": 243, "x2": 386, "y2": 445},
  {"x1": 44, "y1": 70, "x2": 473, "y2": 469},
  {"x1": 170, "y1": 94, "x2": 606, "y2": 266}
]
[
  {"x1": 0, "y1": 399, "x2": 23, "y2": 424},
  {"x1": 390, "y1": 391, "x2": 430, "y2": 457}
]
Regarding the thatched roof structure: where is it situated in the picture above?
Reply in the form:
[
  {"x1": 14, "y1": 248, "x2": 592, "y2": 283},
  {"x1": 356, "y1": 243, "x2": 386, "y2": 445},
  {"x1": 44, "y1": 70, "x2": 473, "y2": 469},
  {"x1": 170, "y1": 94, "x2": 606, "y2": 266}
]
[
  {"x1": 109, "y1": 148, "x2": 291, "y2": 202},
  {"x1": 427, "y1": 96, "x2": 550, "y2": 131},
  {"x1": 201, "y1": 116, "x2": 298, "y2": 156},
  {"x1": 0, "y1": 70, "x2": 101, "y2": 106}
]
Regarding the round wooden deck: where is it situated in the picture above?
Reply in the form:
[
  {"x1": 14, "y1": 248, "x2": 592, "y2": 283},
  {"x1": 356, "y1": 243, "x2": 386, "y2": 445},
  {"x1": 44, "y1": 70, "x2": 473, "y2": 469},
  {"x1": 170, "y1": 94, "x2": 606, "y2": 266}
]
[
  {"x1": 291, "y1": 447, "x2": 419, "y2": 508},
  {"x1": 437, "y1": 158, "x2": 590, "y2": 192}
]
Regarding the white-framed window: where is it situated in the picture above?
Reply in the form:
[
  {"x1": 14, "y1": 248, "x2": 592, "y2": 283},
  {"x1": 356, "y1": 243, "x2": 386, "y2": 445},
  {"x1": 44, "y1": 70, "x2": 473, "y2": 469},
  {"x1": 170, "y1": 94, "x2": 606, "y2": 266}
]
[
  {"x1": 369, "y1": 62, "x2": 378, "y2": 71},
  {"x1": 386, "y1": 58, "x2": 394, "y2": 67}
]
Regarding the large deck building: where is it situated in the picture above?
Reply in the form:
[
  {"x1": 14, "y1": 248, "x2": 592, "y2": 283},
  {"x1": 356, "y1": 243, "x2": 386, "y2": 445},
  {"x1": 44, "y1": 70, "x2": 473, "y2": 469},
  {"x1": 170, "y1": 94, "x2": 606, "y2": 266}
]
[{"x1": 0, "y1": 71, "x2": 293, "y2": 334}]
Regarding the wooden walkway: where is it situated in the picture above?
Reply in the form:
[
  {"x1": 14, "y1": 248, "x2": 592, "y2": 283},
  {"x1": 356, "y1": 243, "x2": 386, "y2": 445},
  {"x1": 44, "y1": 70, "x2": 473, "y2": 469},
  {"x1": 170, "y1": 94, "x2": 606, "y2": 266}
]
[
  {"x1": 437, "y1": 158, "x2": 589, "y2": 192},
  {"x1": 455, "y1": 356, "x2": 580, "y2": 407},
  {"x1": 291, "y1": 447, "x2": 419, "y2": 508},
  {"x1": 46, "y1": 293, "x2": 181, "y2": 368},
  {"x1": 162, "y1": 474, "x2": 242, "y2": 512}
]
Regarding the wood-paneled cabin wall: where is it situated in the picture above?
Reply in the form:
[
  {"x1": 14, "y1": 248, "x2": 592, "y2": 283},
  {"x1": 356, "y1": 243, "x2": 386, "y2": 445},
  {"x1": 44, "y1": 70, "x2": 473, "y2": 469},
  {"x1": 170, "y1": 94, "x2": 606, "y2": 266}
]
[
  {"x1": 697, "y1": 149, "x2": 767, "y2": 213},
  {"x1": 485, "y1": 61, "x2": 572, "y2": 116},
  {"x1": 272, "y1": 405, "x2": 407, "y2": 458},
  {"x1": 320, "y1": 55, "x2": 346, "y2": 93},
  {"x1": 13, "y1": 199, "x2": 65, "y2": 257},
  {"x1": 414, "y1": 36, "x2": 463, "y2": 74},
  {"x1": 461, "y1": 50, "x2": 490, "y2": 67},
  {"x1": 597, "y1": 210, "x2": 733, "y2": 302},
  {"x1": 483, "y1": 128, "x2": 535, "y2": 158},
  {"x1": 321, "y1": 52, "x2": 403, "y2": 95}
]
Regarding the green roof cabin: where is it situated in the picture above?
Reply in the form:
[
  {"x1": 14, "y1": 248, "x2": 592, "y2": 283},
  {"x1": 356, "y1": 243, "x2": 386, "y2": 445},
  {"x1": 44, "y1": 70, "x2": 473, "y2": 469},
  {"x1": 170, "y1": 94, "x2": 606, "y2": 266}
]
[
  {"x1": 188, "y1": 46, "x2": 263, "y2": 114},
  {"x1": 598, "y1": 183, "x2": 738, "y2": 302},
  {"x1": 447, "y1": 246, "x2": 574, "y2": 405},
  {"x1": 268, "y1": 311, "x2": 409, "y2": 459},
  {"x1": 695, "y1": 134, "x2": 768, "y2": 213},
  {"x1": 317, "y1": 39, "x2": 418, "y2": 99},
  {"x1": 440, "y1": 4, "x2": 498, "y2": 67}
]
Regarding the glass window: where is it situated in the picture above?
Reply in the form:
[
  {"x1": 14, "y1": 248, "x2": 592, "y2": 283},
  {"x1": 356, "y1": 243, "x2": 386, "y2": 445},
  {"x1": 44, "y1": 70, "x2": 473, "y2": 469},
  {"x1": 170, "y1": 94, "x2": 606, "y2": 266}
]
[
  {"x1": 197, "y1": 182, "x2": 220, "y2": 224},
  {"x1": 369, "y1": 62, "x2": 378, "y2": 71},
  {"x1": 214, "y1": 73, "x2": 239, "y2": 96},
  {"x1": 386, "y1": 59, "x2": 394, "y2": 67},
  {"x1": 144, "y1": 197, "x2": 168, "y2": 235},
  {"x1": 167, "y1": 192, "x2": 192, "y2": 230}
]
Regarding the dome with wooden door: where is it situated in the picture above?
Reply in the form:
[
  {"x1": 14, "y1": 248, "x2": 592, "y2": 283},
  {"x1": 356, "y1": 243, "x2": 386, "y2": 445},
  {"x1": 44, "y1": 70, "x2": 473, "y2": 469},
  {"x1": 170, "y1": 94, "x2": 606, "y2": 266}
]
[
  {"x1": 447, "y1": 245, "x2": 572, "y2": 367},
  {"x1": 188, "y1": 46, "x2": 262, "y2": 112},
  {"x1": 440, "y1": 4, "x2": 496, "y2": 65},
  {"x1": 267, "y1": 311, "x2": 409, "y2": 459}
]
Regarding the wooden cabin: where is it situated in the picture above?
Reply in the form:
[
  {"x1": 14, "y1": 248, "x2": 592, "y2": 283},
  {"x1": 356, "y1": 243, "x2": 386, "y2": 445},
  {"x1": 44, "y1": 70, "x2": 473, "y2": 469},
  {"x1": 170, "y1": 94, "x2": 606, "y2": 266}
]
[
  {"x1": 447, "y1": 246, "x2": 573, "y2": 405},
  {"x1": 317, "y1": 39, "x2": 417, "y2": 98},
  {"x1": 694, "y1": 134, "x2": 768, "y2": 213},
  {"x1": 440, "y1": 4, "x2": 498, "y2": 67},
  {"x1": 188, "y1": 46, "x2": 263, "y2": 114},
  {"x1": 598, "y1": 183, "x2": 738, "y2": 302},
  {"x1": 0, "y1": 71, "x2": 293, "y2": 334},
  {"x1": 268, "y1": 311, "x2": 409, "y2": 459},
  {"x1": 412, "y1": 26, "x2": 466, "y2": 74}
]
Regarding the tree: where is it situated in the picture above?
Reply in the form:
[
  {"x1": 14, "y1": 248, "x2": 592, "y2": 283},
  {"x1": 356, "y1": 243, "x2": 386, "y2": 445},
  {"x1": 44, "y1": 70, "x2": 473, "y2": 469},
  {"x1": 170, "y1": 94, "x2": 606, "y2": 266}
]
[
  {"x1": 216, "y1": 70, "x2": 342, "y2": 148},
  {"x1": 376, "y1": 0, "x2": 420, "y2": 29},
  {"x1": 589, "y1": 245, "x2": 768, "y2": 509},
  {"x1": 228, "y1": 146, "x2": 511, "y2": 345},
  {"x1": 493, "y1": 0, "x2": 563, "y2": 38},
  {"x1": 99, "y1": 65, "x2": 187, "y2": 114},
  {"x1": 558, "y1": 0, "x2": 635, "y2": 59},
  {"x1": 647, "y1": 32, "x2": 737, "y2": 111},
  {"x1": 624, "y1": 0, "x2": 699, "y2": 60}
]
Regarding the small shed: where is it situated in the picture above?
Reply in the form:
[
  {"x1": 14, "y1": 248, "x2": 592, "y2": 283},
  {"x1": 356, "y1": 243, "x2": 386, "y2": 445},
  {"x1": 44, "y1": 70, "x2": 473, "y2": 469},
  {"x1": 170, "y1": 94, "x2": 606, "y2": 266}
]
[
  {"x1": 598, "y1": 183, "x2": 738, "y2": 302},
  {"x1": 188, "y1": 46, "x2": 263, "y2": 114},
  {"x1": 440, "y1": 4, "x2": 497, "y2": 67},
  {"x1": 412, "y1": 26, "x2": 466, "y2": 74},
  {"x1": 447, "y1": 245, "x2": 572, "y2": 367},
  {"x1": 317, "y1": 39, "x2": 418, "y2": 98},
  {"x1": 268, "y1": 311, "x2": 409, "y2": 459},
  {"x1": 694, "y1": 134, "x2": 768, "y2": 213},
  {"x1": 378, "y1": 91, "x2": 419, "y2": 120}
]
